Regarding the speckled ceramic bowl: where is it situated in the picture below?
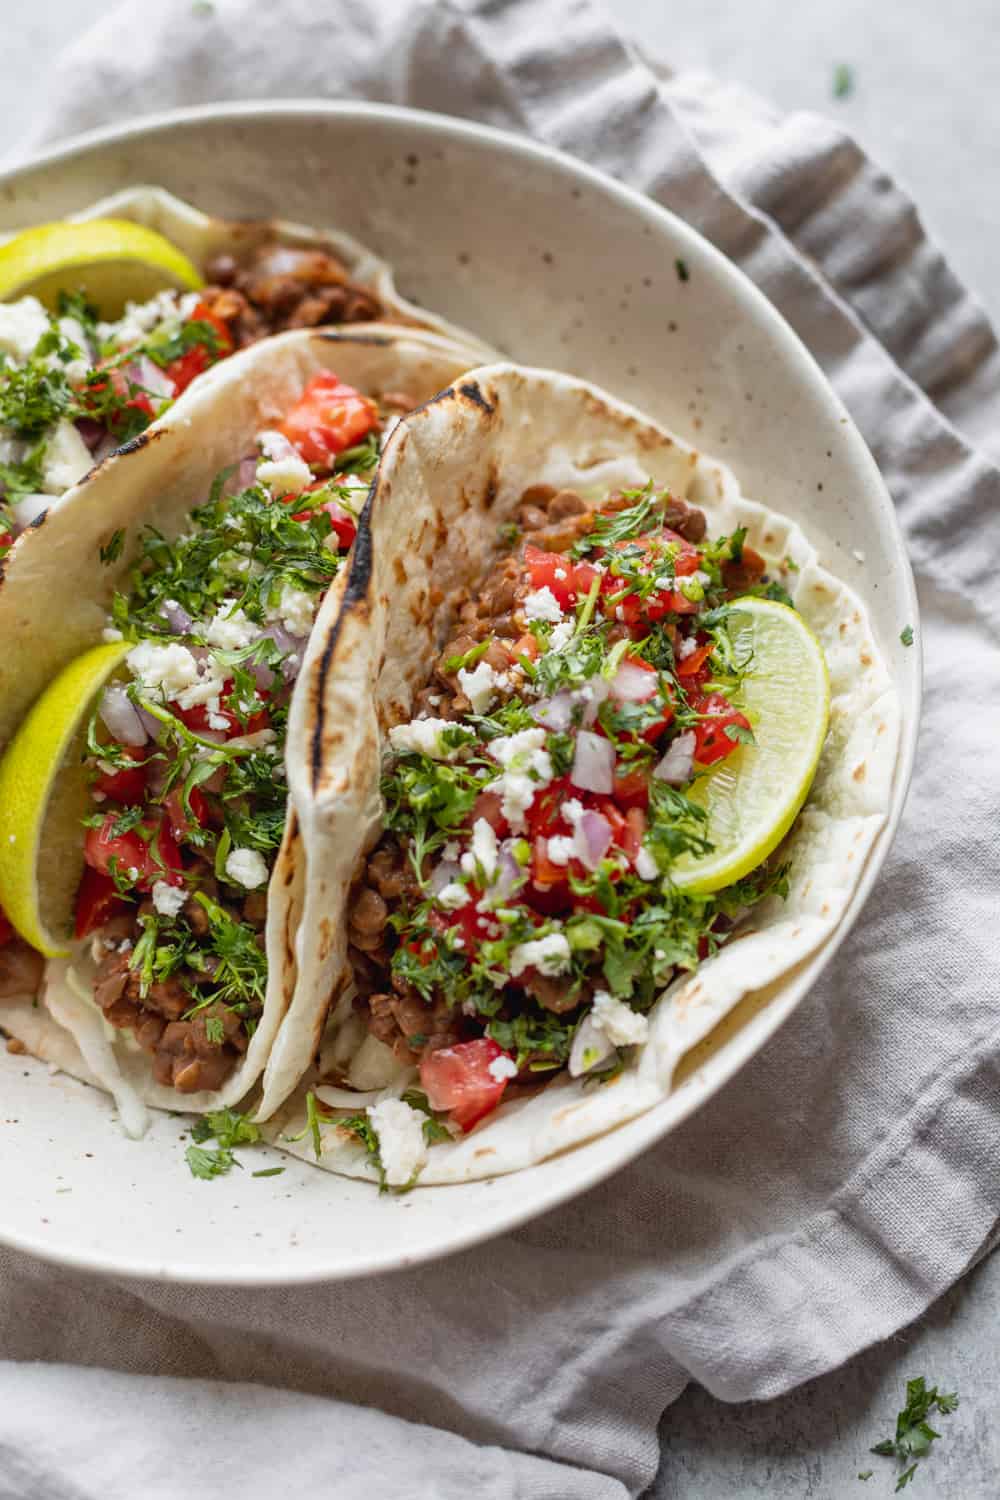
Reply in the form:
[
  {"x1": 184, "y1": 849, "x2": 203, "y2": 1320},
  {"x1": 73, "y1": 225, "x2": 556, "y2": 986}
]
[{"x1": 0, "y1": 103, "x2": 919, "y2": 1283}]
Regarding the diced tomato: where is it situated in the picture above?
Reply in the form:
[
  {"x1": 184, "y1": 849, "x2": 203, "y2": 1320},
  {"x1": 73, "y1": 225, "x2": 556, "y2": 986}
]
[
  {"x1": 288, "y1": 482, "x2": 358, "y2": 549},
  {"x1": 172, "y1": 681, "x2": 270, "y2": 738},
  {"x1": 83, "y1": 813, "x2": 183, "y2": 891},
  {"x1": 467, "y1": 790, "x2": 510, "y2": 838},
  {"x1": 612, "y1": 761, "x2": 651, "y2": 810},
  {"x1": 523, "y1": 545, "x2": 577, "y2": 610},
  {"x1": 280, "y1": 372, "x2": 378, "y2": 468},
  {"x1": 164, "y1": 302, "x2": 235, "y2": 395},
  {"x1": 73, "y1": 868, "x2": 127, "y2": 940},
  {"x1": 690, "y1": 691, "x2": 751, "y2": 766},
  {"x1": 622, "y1": 806, "x2": 647, "y2": 863},
  {"x1": 419, "y1": 1037, "x2": 514, "y2": 1131},
  {"x1": 525, "y1": 775, "x2": 573, "y2": 839},
  {"x1": 163, "y1": 785, "x2": 209, "y2": 842},
  {"x1": 429, "y1": 884, "x2": 501, "y2": 956},
  {"x1": 94, "y1": 745, "x2": 148, "y2": 804},
  {"x1": 0, "y1": 531, "x2": 13, "y2": 552},
  {"x1": 676, "y1": 639, "x2": 713, "y2": 678},
  {"x1": 511, "y1": 632, "x2": 539, "y2": 662},
  {"x1": 530, "y1": 833, "x2": 569, "y2": 889}
]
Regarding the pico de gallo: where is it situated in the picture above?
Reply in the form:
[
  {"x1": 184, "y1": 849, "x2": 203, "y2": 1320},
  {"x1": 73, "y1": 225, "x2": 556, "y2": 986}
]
[
  {"x1": 345, "y1": 482, "x2": 794, "y2": 1141},
  {"x1": 0, "y1": 239, "x2": 382, "y2": 558},
  {"x1": 69, "y1": 371, "x2": 392, "y2": 1095}
]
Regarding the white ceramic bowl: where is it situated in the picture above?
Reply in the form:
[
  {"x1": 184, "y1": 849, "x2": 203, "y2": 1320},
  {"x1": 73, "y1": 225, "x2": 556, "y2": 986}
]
[{"x1": 0, "y1": 103, "x2": 919, "y2": 1284}]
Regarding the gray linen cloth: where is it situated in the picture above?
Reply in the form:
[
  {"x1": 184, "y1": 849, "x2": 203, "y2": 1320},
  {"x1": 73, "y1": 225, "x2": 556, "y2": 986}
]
[{"x1": 3, "y1": 3, "x2": 999, "y2": 1497}]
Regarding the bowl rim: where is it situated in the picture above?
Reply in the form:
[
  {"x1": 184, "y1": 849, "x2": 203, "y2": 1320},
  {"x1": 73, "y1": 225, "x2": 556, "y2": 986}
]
[{"x1": 0, "y1": 100, "x2": 921, "y2": 1285}]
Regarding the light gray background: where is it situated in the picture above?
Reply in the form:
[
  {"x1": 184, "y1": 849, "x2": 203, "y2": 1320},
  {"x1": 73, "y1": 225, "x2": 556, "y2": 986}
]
[{"x1": 2, "y1": 3, "x2": 997, "y2": 1496}]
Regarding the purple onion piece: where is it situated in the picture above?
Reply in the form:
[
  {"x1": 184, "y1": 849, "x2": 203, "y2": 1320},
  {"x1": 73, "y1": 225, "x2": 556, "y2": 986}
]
[
  {"x1": 570, "y1": 729, "x2": 615, "y2": 794},
  {"x1": 136, "y1": 706, "x2": 168, "y2": 743},
  {"x1": 577, "y1": 811, "x2": 613, "y2": 870},
  {"x1": 576, "y1": 676, "x2": 610, "y2": 728},
  {"x1": 494, "y1": 842, "x2": 524, "y2": 900},
  {"x1": 159, "y1": 599, "x2": 193, "y2": 636},
  {"x1": 653, "y1": 730, "x2": 696, "y2": 786},
  {"x1": 532, "y1": 691, "x2": 575, "y2": 732},
  {"x1": 429, "y1": 860, "x2": 461, "y2": 896},
  {"x1": 609, "y1": 659, "x2": 658, "y2": 703},
  {"x1": 99, "y1": 686, "x2": 148, "y2": 747}
]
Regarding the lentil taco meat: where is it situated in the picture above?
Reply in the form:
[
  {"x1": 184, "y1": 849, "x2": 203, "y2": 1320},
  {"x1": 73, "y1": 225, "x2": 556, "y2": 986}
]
[
  {"x1": 272, "y1": 363, "x2": 899, "y2": 1187},
  {"x1": 0, "y1": 327, "x2": 484, "y2": 1131}
]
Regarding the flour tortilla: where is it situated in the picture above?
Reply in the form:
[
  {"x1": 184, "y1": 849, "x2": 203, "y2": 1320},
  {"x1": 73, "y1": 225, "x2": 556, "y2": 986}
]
[
  {"x1": 268, "y1": 363, "x2": 900, "y2": 1184},
  {"x1": 0, "y1": 327, "x2": 484, "y2": 1131}
]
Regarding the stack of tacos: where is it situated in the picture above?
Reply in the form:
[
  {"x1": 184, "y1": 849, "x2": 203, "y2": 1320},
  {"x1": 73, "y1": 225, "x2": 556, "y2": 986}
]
[{"x1": 0, "y1": 196, "x2": 899, "y2": 1188}]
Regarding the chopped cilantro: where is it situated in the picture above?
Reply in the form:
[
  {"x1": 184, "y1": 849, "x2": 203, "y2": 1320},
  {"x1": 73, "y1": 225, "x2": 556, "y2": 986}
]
[
  {"x1": 900, "y1": 624, "x2": 914, "y2": 647},
  {"x1": 869, "y1": 1377, "x2": 958, "y2": 1490},
  {"x1": 252, "y1": 1167, "x2": 285, "y2": 1178},
  {"x1": 336, "y1": 1111, "x2": 388, "y2": 1190},
  {"x1": 833, "y1": 62, "x2": 854, "y2": 99},
  {"x1": 99, "y1": 529, "x2": 125, "y2": 565},
  {"x1": 675, "y1": 258, "x2": 690, "y2": 282},
  {"x1": 185, "y1": 1144, "x2": 237, "y2": 1179}
]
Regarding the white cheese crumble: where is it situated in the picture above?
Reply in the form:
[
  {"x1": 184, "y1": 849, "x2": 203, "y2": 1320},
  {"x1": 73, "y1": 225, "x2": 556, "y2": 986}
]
[
  {"x1": 366, "y1": 1098, "x2": 429, "y2": 1185},
  {"x1": 40, "y1": 420, "x2": 92, "y2": 495},
  {"x1": 0, "y1": 297, "x2": 50, "y2": 362},
  {"x1": 487, "y1": 727, "x2": 554, "y2": 831},
  {"x1": 437, "y1": 881, "x2": 470, "y2": 910},
  {"x1": 546, "y1": 835, "x2": 575, "y2": 866},
  {"x1": 634, "y1": 848, "x2": 659, "y2": 881},
  {"x1": 98, "y1": 289, "x2": 185, "y2": 349},
  {"x1": 257, "y1": 450, "x2": 313, "y2": 496},
  {"x1": 457, "y1": 659, "x2": 499, "y2": 714},
  {"x1": 677, "y1": 635, "x2": 698, "y2": 660},
  {"x1": 101, "y1": 627, "x2": 124, "y2": 643},
  {"x1": 523, "y1": 586, "x2": 564, "y2": 623},
  {"x1": 509, "y1": 932, "x2": 572, "y2": 978},
  {"x1": 126, "y1": 641, "x2": 201, "y2": 698},
  {"x1": 272, "y1": 583, "x2": 316, "y2": 638},
  {"x1": 547, "y1": 621, "x2": 575, "y2": 653},
  {"x1": 204, "y1": 605, "x2": 259, "y2": 650},
  {"x1": 225, "y1": 847, "x2": 269, "y2": 890},
  {"x1": 488, "y1": 1054, "x2": 519, "y2": 1082},
  {"x1": 151, "y1": 881, "x2": 187, "y2": 918},
  {"x1": 591, "y1": 990, "x2": 649, "y2": 1046},
  {"x1": 461, "y1": 817, "x2": 499, "y2": 882},
  {"x1": 389, "y1": 717, "x2": 468, "y2": 761}
]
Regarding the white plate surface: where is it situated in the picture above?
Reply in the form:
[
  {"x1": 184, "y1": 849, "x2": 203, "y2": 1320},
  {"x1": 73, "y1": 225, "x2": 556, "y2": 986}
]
[{"x1": 0, "y1": 103, "x2": 919, "y2": 1283}]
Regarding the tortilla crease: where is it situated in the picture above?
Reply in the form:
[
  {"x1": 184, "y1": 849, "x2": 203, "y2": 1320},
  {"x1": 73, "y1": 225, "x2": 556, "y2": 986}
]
[
  {"x1": 0, "y1": 327, "x2": 484, "y2": 1131},
  {"x1": 265, "y1": 363, "x2": 901, "y2": 1185}
]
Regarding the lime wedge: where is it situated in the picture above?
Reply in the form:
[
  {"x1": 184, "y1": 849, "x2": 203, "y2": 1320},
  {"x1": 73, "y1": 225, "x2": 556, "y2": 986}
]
[
  {"x1": 0, "y1": 642, "x2": 130, "y2": 956},
  {"x1": 670, "y1": 596, "x2": 830, "y2": 894},
  {"x1": 0, "y1": 219, "x2": 203, "y2": 317}
]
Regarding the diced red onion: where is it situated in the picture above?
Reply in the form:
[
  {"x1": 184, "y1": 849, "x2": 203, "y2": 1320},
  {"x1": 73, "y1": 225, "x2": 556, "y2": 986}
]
[
  {"x1": 99, "y1": 685, "x2": 148, "y2": 747},
  {"x1": 494, "y1": 842, "x2": 523, "y2": 899},
  {"x1": 126, "y1": 355, "x2": 174, "y2": 403},
  {"x1": 577, "y1": 810, "x2": 613, "y2": 870},
  {"x1": 74, "y1": 417, "x2": 107, "y2": 454},
  {"x1": 570, "y1": 730, "x2": 615, "y2": 794},
  {"x1": 261, "y1": 623, "x2": 308, "y2": 681},
  {"x1": 159, "y1": 599, "x2": 193, "y2": 635},
  {"x1": 137, "y1": 706, "x2": 168, "y2": 743},
  {"x1": 609, "y1": 659, "x2": 658, "y2": 703},
  {"x1": 653, "y1": 730, "x2": 696, "y2": 786},
  {"x1": 250, "y1": 660, "x2": 276, "y2": 690},
  {"x1": 532, "y1": 691, "x2": 574, "y2": 732},
  {"x1": 568, "y1": 1014, "x2": 616, "y2": 1078},
  {"x1": 429, "y1": 860, "x2": 461, "y2": 895},
  {"x1": 576, "y1": 676, "x2": 610, "y2": 728}
]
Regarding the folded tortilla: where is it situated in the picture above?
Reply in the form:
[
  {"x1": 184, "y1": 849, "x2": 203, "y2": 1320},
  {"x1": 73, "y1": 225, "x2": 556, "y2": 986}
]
[
  {"x1": 269, "y1": 363, "x2": 901, "y2": 1183},
  {"x1": 0, "y1": 327, "x2": 483, "y2": 1132}
]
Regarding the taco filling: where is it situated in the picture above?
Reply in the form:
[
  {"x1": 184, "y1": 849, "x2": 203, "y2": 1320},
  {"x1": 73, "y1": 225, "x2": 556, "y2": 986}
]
[
  {"x1": 0, "y1": 242, "x2": 382, "y2": 556},
  {"x1": 346, "y1": 483, "x2": 799, "y2": 1135},
  {"x1": 60, "y1": 371, "x2": 394, "y2": 1094}
]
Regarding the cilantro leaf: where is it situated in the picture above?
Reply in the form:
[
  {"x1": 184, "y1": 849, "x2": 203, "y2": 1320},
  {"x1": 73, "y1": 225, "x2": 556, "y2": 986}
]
[{"x1": 900, "y1": 624, "x2": 914, "y2": 647}]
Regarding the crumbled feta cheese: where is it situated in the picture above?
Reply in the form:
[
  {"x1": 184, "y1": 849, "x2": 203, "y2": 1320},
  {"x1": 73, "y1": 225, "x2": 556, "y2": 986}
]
[
  {"x1": 553, "y1": 567, "x2": 568, "y2": 581},
  {"x1": 591, "y1": 990, "x2": 649, "y2": 1046},
  {"x1": 207, "y1": 712, "x2": 230, "y2": 731},
  {"x1": 442, "y1": 840, "x2": 460, "y2": 861},
  {"x1": 225, "y1": 847, "x2": 269, "y2": 889},
  {"x1": 102, "y1": 627, "x2": 124, "y2": 643},
  {"x1": 634, "y1": 848, "x2": 659, "y2": 881},
  {"x1": 98, "y1": 289, "x2": 183, "y2": 349},
  {"x1": 366, "y1": 1098, "x2": 429, "y2": 1186},
  {"x1": 258, "y1": 450, "x2": 313, "y2": 497},
  {"x1": 40, "y1": 421, "x2": 92, "y2": 494},
  {"x1": 204, "y1": 605, "x2": 259, "y2": 651},
  {"x1": 437, "y1": 881, "x2": 470, "y2": 910},
  {"x1": 457, "y1": 660, "x2": 499, "y2": 714},
  {"x1": 174, "y1": 673, "x2": 226, "y2": 711},
  {"x1": 151, "y1": 881, "x2": 187, "y2": 918},
  {"x1": 677, "y1": 635, "x2": 698, "y2": 661},
  {"x1": 488, "y1": 1054, "x2": 519, "y2": 1082},
  {"x1": 0, "y1": 297, "x2": 49, "y2": 362},
  {"x1": 546, "y1": 835, "x2": 575, "y2": 865},
  {"x1": 547, "y1": 621, "x2": 575, "y2": 653},
  {"x1": 461, "y1": 817, "x2": 498, "y2": 881},
  {"x1": 389, "y1": 717, "x2": 469, "y2": 761},
  {"x1": 126, "y1": 641, "x2": 201, "y2": 698},
  {"x1": 490, "y1": 727, "x2": 549, "y2": 770},
  {"x1": 523, "y1": 586, "x2": 564, "y2": 623},
  {"x1": 509, "y1": 932, "x2": 572, "y2": 978},
  {"x1": 276, "y1": 584, "x2": 315, "y2": 638}
]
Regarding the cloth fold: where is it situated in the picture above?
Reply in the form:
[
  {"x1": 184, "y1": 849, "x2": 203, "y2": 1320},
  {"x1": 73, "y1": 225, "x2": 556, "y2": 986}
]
[{"x1": 2, "y1": 3, "x2": 999, "y2": 1497}]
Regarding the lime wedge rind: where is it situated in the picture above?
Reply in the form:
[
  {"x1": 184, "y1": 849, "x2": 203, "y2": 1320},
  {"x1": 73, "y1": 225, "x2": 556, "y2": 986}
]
[
  {"x1": 669, "y1": 596, "x2": 830, "y2": 895},
  {"x1": 0, "y1": 642, "x2": 130, "y2": 956},
  {"x1": 0, "y1": 219, "x2": 203, "y2": 317}
]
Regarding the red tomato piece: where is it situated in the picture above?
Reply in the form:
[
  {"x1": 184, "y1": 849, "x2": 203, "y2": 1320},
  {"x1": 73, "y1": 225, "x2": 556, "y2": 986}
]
[
  {"x1": 467, "y1": 790, "x2": 510, "y2": 839},
  {"x1": 94, "y1": 745, "x2": 148, "y2": 805},
  {"x1": 280, "y1": 372, "x2": 378, "y2": 468},
  {"x1": 690, "y1": 692, "x2": 751, "y2": 766},
  {"x1": 83, "y1": 814, "x2": 183, "y2": 891},
  {"x1": 523, "y1": 545, "x2": 577, "y2": 610},
  {"x1": 530, "y1": 833, "x2": 570, "y2": 889},
  {"x1": 165, "y1": 302, "x2": 235, "y2": 395},
  {"x1": 73, "y1": 868, "x2": 127, "y2": 940},
  {"x1": 163, "y1": 785, "x2": 209, "y2": 843},
  {"x1": 0, "y1": 532, "x2": 14, "y2": 552},
  {"x1": 172, "y1": 681, "x2": 270, "y2": 738},
  {"x1": 525, "y1": 775, "x2": 573, "y2": 840},
  {"x1": 288, "y1": 482, "x2": 359, "y2": 549},
  {"x1": 676, "y1": 639, "x2": 714, "y2": 679},
  {"x1": 419, "y1": 1037, "x2": 514, "y2": 1131},
  {"x1": 612, "y1": 761, "x2": 651, "y2": 810}
]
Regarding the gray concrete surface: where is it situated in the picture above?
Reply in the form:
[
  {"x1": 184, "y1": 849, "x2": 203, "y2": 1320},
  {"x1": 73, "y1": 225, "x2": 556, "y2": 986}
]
[{"x1": 2, "y1": 4, "x2": 997, "y2": 1497}]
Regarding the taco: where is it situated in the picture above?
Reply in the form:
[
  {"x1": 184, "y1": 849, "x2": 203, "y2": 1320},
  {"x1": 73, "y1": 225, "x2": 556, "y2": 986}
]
[
  {"x1": 269, "y1": 364, "x2": 901, "y2": 1187},
  {"x1": 0, "y1": 185, "x2": 490, "y2": 560},
  {"x1": 0, "y1": 326, "x2": 481, "y2": 1134}
]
